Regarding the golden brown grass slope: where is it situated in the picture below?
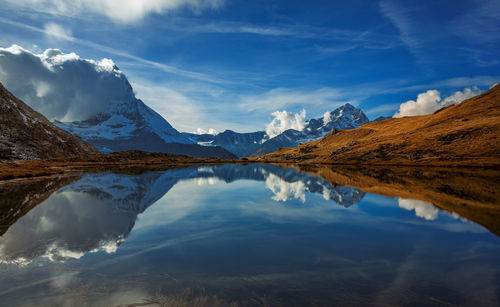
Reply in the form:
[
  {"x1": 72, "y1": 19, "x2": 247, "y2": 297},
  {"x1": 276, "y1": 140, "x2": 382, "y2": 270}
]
[{"x1": 256, "y1": 84, "x2": 500, "y2": 167}]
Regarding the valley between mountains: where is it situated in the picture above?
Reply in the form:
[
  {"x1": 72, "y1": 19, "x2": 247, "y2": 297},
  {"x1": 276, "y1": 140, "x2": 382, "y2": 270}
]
[
  {"x1": 0, "y1": 46, "x2": 499, "y2": 181},
  {"x1": 1, "y1": 82, "x2": 500, "y2": 181}
]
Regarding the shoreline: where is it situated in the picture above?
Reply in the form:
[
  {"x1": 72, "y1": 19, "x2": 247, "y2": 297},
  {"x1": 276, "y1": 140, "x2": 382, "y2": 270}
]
[{"x1": 1, "y1": 156, "x2": 499, "y2": 182}]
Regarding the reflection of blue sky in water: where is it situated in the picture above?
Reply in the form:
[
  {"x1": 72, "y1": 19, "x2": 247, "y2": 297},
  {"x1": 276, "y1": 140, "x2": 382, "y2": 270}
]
[
  {"x1": 0, "y1": 164, "x2": 368, "y2": 265},
  {"x1": 0, "y1": 165, "x2": 498, "y2": 306},
  {"x1": 0, "y1": 165, "x2": 490, "y2": 266}
]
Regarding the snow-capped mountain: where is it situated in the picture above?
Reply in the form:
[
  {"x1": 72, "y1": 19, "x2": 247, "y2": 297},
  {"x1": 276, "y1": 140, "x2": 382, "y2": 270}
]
[
  {"x1": 253, "y1": 103, "x2": 369, "y2": 155},
  {"x1": 53, "y1": 80, "x2": 192, "y2": 152},
  {"x1": 303, "y1": 103, "x2": 369, "y2": 137},
  {"x1": 0, "y1": 45, "x2": 235, "y2": 159},
  {"x1": 183, "y1": 103, "x2": 370, "y2": 157}
]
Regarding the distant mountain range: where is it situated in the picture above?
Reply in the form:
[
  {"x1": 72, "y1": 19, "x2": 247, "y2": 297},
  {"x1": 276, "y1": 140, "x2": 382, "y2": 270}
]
[
  {"x1": 183, "y1": 103, "x2": 370, "y2": 157},
  {"x1": 257, "y1": 85, "x2": 500, "y2": 167},
  {"x1": 0, "y1": 82, "x2": 98, "y2": 159},
  {"x1": 0, "y1": 46, "x2": 375, "y2": 159}
]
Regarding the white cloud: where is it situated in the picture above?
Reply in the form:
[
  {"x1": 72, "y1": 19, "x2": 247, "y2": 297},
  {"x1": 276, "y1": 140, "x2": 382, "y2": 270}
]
[
  {"x1": 0, "y1": 189, "x2": 131, "y2": 265},
  {"x1": 265, "y1": 109, "x2": 306, "y2": 138},
  {"x1": 194, "y1": 128, "x2": 217, "y2": 135},
  {"x1": 393, "y1": 90, "x2": 441, "y2": 118},
  {"x1": 5, "y1": 0, "x2": 225, "y2": 23},
  {"x1": 43, "y1": 22, "x2": 73, "y2": 41},
  {"x1": 398, "y1": 198, "x2": 439, "y2": 220},
  {"x1": 0, "y1": 45, "x2": 136, "y2": 121},
  {"x1": 393, "y1": 87, "x2": 481, "y2": 118},
  {"x1": 442, "y1": 87, "x2": 481, "y2": 105}
]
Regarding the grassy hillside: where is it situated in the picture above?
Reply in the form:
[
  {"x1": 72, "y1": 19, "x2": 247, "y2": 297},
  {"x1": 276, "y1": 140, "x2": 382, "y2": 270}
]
[{"x1": 256, "y1": 85, "x2": 500, "y2": 167}]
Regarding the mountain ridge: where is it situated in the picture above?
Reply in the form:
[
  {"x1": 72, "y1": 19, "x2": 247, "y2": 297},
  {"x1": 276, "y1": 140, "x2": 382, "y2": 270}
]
[
  {"x1": 255, "y1": 85, "x2": 500, "y2": 167},
  {"x1": 182, "y1": 103, "x2": 370, "y2": 157}
]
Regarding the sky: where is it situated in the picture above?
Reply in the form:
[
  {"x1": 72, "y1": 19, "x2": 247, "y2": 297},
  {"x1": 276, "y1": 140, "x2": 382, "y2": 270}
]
[{"x1": 0, "y1": 0, "x2": 499, "y2": 133}]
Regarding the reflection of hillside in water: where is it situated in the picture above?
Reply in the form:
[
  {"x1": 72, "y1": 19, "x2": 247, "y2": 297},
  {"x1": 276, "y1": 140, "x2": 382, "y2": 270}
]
[
  {"x1": 0, "y1": 164, "x2": 364, "y2": 264},
  {"x1": 297, "y1": 165, "x2": 500, "y2": 236}
]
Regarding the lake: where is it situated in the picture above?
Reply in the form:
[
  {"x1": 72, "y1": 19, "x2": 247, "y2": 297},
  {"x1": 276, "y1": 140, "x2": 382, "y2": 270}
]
[{"x1": 0, "y1": 164, "x2": 499, "y2": 306}]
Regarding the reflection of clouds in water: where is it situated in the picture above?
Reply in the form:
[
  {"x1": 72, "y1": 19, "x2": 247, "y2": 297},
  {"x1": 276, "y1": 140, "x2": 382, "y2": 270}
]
[
  {"x1": 398, "y1": 198, "x2": 439, "y2": 220},
  {"x1": 265, "y1": 173, "x2": 306, "y2": 202},
  {"x1": 0, "y1": 165, "x2": 366, "y2": 265},
  {"x1": 0, "y1": 190, "x2": 132, "y2": 265},
  {"x1": 195, "y1": 177, "x2": 220, "y2": 185},
  {"x1": 0, "y1": 170, "x2": 182, "y2": 265}
]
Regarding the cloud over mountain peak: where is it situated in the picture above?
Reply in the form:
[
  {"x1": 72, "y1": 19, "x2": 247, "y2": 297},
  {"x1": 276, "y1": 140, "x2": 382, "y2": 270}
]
[{"x1": 0, "y1": 45, "x2": 134, "y2": 122}]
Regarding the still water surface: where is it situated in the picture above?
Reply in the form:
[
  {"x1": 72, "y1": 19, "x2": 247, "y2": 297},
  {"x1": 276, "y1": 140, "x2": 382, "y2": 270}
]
[{"x1": 0, "y1": 164, "x2": 499, "y2": 306}]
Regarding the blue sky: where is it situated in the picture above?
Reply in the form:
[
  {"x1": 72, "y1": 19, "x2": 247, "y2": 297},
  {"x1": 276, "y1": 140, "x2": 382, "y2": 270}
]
[{"x1": 0, "y1": 0, "x2": 499, "y2": 132}]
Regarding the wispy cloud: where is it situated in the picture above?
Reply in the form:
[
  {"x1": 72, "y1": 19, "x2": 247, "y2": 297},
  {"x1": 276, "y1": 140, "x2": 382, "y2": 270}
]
[
  {"x1": 237, "y1": 87, "x2": 354, "y2": 113},
  {"x1": 43, "y1": 22, "x2": 74, "y2": 41},
  {"x1": 364, "y1": 103, "x2": 401, "y2": 116},
  {"x1": 131, "y1": 80, "x2": 211, "y2": 132},
  {"x1": 4, "y1": 0, "x2": 226, "y2": 24},
  {"x1": 448, "y1": 0, "x2": 500, "y2": 44},
  {"x1": 0, "y1": 17, "x2": 224, "y2": 83},
  {"x1": 379, "y1": 1, "x2": 420, "y2": 54},
  {"x1": 380, "y1": 0, "x2": 500, "y2": 66},
  {"x1": 359, "y1": 76, "x2": 499, "y2": 98}
]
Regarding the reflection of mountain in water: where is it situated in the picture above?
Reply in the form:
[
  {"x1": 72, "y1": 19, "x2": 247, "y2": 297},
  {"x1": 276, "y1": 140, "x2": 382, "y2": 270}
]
[
  {"x1": 0, "y1": 165, "x2": 364, "y2": 264},
  {"x1": 198, "y1": 164, "x2": 365, "y2": 207}
]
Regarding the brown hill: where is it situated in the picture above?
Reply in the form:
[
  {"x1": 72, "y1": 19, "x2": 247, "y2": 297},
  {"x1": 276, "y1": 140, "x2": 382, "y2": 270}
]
[
  {"x1": 256, "y1": 84, "x2": 500, "y2": 167},
  {"x1": 0, "y1": 82, "x2": 98, "y2": 159}
]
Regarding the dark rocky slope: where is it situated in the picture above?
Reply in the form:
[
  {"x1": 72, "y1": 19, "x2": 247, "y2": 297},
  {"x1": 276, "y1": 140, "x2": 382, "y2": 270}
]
[{"x1": 0, "y1": 83, "x2": 98, "y2": 159}]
